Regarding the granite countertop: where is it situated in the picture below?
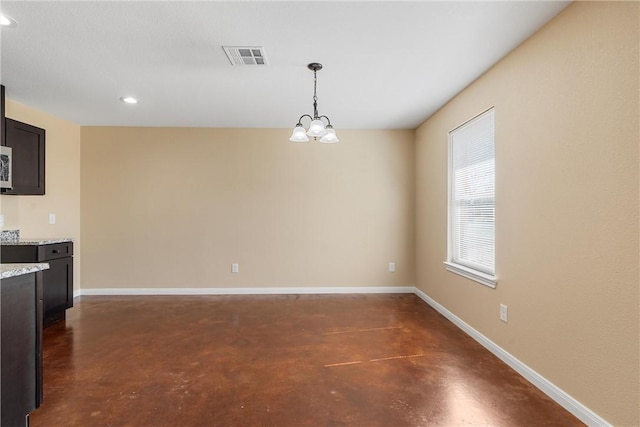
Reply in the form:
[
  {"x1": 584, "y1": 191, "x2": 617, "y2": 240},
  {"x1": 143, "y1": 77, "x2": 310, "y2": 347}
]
[
  {"x1": 1, "y1": 263, "x2": 50, "y2": 279},
  {"x1": 0, "y1": 230, "x2": 73, "y2": 246},
  {"x1": 3, "y1": 238, "x2": 74, "y2": 245}
]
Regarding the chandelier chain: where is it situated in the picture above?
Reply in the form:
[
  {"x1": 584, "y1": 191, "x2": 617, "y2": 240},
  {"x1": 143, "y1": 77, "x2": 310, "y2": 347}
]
[
  {"x1": 313, "y1": 69, "x2": 318, "y2": 102},
  {"x1": 312, "y1": 69, "x2": 319, "y2": 118}
]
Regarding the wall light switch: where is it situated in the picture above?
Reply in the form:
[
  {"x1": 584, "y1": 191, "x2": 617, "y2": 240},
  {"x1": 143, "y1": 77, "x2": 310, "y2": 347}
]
[
  {"x1": 49, "y1": 213, "x2": 56, "y2": 224},
  {"x1": 231, "y1": 263, "x2": 239, "y2": 273},
  {"x1": 388, "y1": 262, "x2": 396, "y2": 272},
  {"x1": 0, "y1": 214, "x2": 4, "y2": 227},
  {"x1": 500, "y1": 304, "x2": 508, "y2": 323}
]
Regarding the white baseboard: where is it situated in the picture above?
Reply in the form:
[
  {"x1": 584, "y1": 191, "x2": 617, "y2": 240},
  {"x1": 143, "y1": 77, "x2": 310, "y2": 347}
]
[
  {"x1": 413, "y1": 288, "x2": 610, "y2": 427},
  {"x1": 78, "y1": 286, "x2": 415, "y2": 296}
]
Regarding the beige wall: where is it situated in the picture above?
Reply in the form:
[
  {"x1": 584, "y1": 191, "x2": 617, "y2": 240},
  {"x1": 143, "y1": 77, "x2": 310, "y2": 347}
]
[
  {"x1": 1, "y1": 99, "x2": 82, "y2": 290},
  {"x1": 81, "y1": 127, "x2": 415, "y2": 290},
  {"x1": 415, "y1": 2, "x2": 639, "y2": 425}
]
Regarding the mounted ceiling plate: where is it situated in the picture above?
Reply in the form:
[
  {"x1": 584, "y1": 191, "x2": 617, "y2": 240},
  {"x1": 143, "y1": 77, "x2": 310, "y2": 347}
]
[
  {"x1": 307, "y1": 63, "x2": 322, "y2": 72},
  {"x1": 223, "y1": 46, "x2": 268, "y2": 66}
]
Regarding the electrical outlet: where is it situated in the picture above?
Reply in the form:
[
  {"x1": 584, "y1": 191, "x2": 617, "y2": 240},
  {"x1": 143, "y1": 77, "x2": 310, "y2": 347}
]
[
  {"x1": 0, "y1": 214, "x2": 4, "y2": 227},
  {"x1": 231, "y1": 263, "x2": 239, "y2": 273},
  {"x1": 49, "y1": 213, "x2": 56, "y2": 224},
  {"x1": 500, "y1": 304, "x2": 508, "y2": 323},
  {"x1": 388, "y1": 262, "x2": 395, "y2": 272}
]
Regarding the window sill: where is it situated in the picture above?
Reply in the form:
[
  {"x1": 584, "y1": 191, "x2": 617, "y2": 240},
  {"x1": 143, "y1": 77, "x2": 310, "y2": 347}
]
[{"x1": 444, "y1": 262, "x2": 497, "y2": 289}]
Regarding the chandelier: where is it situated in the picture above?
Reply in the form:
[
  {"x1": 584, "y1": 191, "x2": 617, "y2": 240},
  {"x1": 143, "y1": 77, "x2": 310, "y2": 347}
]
[{"x1": 289, "y1": 63, "x2": 339, "y2": 143}]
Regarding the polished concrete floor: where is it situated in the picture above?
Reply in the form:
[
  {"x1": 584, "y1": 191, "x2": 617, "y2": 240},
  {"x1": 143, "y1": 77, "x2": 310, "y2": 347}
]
[{"x1": 30, "y1": 294, "x2": 583, "y2": 427}]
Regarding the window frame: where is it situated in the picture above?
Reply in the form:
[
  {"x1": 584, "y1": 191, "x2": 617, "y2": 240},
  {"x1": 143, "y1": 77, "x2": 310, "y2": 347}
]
[{"x1": 445, "y1": 107, "x2": 497, "y2": 288}]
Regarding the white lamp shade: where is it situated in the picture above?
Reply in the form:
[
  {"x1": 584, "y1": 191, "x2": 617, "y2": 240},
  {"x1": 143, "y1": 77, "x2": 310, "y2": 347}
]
[
  {"x1": 306, "y1": 119, "x2": 327, "y2": 137},
  {"x1": 319, "y1": 128, "x2": 339, "y2": 143},
  {"x1": 289, "y1": 126, "x2": 310, "y2": 142}
]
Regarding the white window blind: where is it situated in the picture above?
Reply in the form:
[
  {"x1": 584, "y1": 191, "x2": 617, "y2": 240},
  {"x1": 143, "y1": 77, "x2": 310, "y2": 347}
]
[{"x1": 447, "y1": 108, "x2": 495, "y2": 285}]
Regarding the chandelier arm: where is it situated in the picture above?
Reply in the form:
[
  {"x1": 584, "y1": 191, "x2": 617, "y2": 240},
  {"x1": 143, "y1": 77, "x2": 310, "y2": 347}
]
[
  {"x1": 296, "y1": 114, "x2": 313, "y2": 126},
  {"x1": 319, "y1": 115, "x2": 332, "y2": 126}
]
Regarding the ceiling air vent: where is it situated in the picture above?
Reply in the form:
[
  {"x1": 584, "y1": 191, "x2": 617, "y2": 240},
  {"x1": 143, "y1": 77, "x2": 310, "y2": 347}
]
[{"x1": 223, "y1": 46, "x2": 267, "y2": 66}]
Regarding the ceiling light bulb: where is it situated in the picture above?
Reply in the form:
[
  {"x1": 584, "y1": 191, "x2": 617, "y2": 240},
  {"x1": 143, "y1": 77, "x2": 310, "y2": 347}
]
[
  {"x1": 319, "y1": 127, "x2": 339, "y2": 144},
  {"x1": 306, "y1": 119, "x2": 327, "y2": 137},
  {"x1": 120, "y1": 96, "x2": 138, "y2": 104},
  {"x1": 1, "y1": 14, "x2": 17, "y2": 27},
  {"x1": 289, "y1": 126, "x2": 310, "y2": 142}
]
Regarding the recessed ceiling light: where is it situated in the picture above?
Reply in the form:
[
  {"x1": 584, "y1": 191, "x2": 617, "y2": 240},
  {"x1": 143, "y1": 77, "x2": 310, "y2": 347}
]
[
  {"x1": 120, "y1": 96, "x2": 139, "y2": 104},
  {"x1": 0, "y1": 14, "x2": 17, "y2": 27}
]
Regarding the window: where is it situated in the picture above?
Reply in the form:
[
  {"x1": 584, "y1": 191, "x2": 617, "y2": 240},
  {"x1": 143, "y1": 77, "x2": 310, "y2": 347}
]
[{"x1": 445, "y1": 108, "x2": 496, "y2": 288}]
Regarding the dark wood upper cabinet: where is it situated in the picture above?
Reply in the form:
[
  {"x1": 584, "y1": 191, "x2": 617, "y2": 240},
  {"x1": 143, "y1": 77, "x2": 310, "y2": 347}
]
[
  {"x1": 1, "y1": 85, "x2": 6, "y2": 147},
  {"x1": 2, "y1": 118, "x2": 46, "y2": 195}
]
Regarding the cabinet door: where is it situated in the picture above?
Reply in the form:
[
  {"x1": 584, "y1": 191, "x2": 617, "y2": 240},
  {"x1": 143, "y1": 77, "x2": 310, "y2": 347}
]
[
  {"x1": 2, "y1": 118, "x2": 45, "y2": 195},
  {"x1": 1, "y1": 274, "x2": 40, "y2": 426},
  {"x1": 1, "y1": 85, "x2": 5, "y2": 147},
  {"x1": 43, "y1": 257, "x2": 73, "y2": 325}
]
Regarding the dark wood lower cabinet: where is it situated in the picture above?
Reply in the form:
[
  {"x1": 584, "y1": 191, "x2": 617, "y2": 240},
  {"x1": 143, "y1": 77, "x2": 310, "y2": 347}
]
[
  {"x1": 42, "y1": 256, "x2": 73, "y2": 326},
  {"x1": 1, "y1": 242, "x2": 73, "y2": 327},
  {"x1": 1, "y1": 271, "x2": 44, "y2": 427}
]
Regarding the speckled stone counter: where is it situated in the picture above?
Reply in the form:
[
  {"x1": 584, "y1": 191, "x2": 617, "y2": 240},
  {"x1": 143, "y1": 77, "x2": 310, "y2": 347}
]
[
  {"x1": 1, "y1": 263, "x2": 49, "y2": 279},
  {"x1": 0, "y1": 229, "x2": 20, "y2": 243},
  {"x1": 3, "y1": 238, "x2": 74, "y2": 245},
  {"x1": 0, "y1": 229, "x2": 73, "y2": 245}
]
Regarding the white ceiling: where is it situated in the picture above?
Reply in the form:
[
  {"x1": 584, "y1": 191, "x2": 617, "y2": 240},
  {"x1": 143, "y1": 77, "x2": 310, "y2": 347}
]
[{"x1": 0, "y1": 1, "x2": 570, "y2": 130}]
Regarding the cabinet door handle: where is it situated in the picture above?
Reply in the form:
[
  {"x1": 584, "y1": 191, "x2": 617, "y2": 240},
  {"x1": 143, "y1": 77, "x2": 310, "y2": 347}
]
[{"x1": 52, "y1": 250, "x2": 59, "y2": 254}]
